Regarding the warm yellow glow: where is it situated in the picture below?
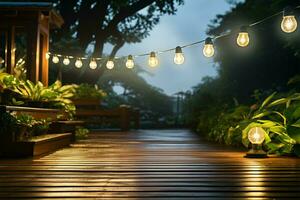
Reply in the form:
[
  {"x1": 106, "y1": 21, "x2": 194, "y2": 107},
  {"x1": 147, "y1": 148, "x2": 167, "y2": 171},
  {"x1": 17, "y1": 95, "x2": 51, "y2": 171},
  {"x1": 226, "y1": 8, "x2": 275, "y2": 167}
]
[
  {"x1": 281, "y1": 15, "x2": 297, "y2": 33},
  {"x1": 89, "y1": 60, "x2": 97, "y2": 69},
  {"x1": 63, "y1": 57, "x2": 70, "y2": 65},
  {"x1": 75, "y1": 59, "x2": 83, "y2": 68},
  {"x1": 52, "y1": 55, "x2": 59, "y2": 64},
  {"x1": 106, "y1": 59, "x2": 114, "y2": 69},
  {"x1": 148, "y1": 52, "x2": 158, "y2": 67},
  {"x1": 203, "y1": 44, "x2": 215, "y2": 57},
  {"x1": 237, "y1": 32, "x2": 250, "y2": 47},
  {"x1": 248, "y1": 127, "x2": 265, "y2": 144},
  {"x1": 45, "y1": 52, "x2": 50, "y2": 60},
  {"x1": 126, "y1": 55, "x2": 134, "y2": 69},
  {"x1": 174, "y1": 53, "x2": 185, "y2": 65}
]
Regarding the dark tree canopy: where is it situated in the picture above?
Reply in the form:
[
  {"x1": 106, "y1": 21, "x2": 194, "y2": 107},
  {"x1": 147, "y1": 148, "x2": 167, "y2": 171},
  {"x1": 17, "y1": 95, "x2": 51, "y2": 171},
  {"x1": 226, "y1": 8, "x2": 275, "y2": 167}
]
[
  {"x1": 207, "y1": 0, "x2": 300, "y2": 102},
  {"x1": 51, "y1": 0, "x2": 184, "y2": 83}
]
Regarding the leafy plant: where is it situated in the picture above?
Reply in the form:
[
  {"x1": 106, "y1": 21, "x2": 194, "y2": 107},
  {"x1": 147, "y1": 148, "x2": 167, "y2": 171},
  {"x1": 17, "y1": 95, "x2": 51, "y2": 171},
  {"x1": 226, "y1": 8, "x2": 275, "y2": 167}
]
[
  {"x1": 75, "y1": 126, "x2": 89, "y2": 140},
  {"x1": 241, "y1": 92, "x2": 300, "y2": 156},
  {"x1": 73, "y1": 84, "x2": 106, "y2": 100}
]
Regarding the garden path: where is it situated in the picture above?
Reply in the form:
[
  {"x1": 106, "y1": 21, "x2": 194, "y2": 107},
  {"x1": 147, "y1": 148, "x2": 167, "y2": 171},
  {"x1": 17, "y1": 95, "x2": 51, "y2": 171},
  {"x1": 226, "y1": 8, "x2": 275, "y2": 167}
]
[{"x1": 0, "y1": 129, "x2": 300, "y2": 199}]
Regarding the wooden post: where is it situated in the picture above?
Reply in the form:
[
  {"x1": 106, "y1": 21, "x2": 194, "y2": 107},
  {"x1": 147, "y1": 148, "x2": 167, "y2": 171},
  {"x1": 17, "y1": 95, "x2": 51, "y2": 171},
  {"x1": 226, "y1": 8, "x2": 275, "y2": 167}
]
[
  {"x1": 119, "y1": 105, "x2": 130, "y2": 131},
  {"x1": 6, "y1": 26, "x2": 15, "y2": 74},
  {"x1": 133, "y1": 108, "x2": 140, "y2": 129}
]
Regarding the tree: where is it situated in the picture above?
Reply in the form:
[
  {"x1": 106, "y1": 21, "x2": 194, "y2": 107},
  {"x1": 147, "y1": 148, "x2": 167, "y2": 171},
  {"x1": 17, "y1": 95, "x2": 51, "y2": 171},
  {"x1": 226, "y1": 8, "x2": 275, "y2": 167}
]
[
  {"x1": 207, "y1": 0, "x2": 300, "y2": 101},
  {"x1": 51, "y1": 0, "x2": 184, "y2": 83}
]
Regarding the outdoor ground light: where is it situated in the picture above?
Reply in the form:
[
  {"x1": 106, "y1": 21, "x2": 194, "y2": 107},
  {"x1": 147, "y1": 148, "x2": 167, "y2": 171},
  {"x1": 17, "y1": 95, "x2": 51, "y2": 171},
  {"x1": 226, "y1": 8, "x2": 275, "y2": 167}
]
[
  {"x1": 63, "y1": 57, "x2": 70, "y2": 65},
  {"x1": 245, "y1": 127, "x2": 268, "y2": 158},
  {"x1": 75, "y1": 59, "x2": 83, "y2": 68},
  {"x1": 148, "y1": 51, "x2": 159, "y2": 67},
  {"x1": 203, "y1": 37, "x2": 215, "y2": 57},
  {"x1": 237, "y1": 26, "x2": 250, "y2": 47},
  {"x1": 89, "y1": 59, "x2": 97, "y2": 69},
  {"x1": 126, "y1": 55, "x2": 134, "y2": 69},
  {"x1": 174, "y1": 46, "x2": 185, "y2": 65},
  {"x1": 106, "y1": 58, "x2": 114, "y2": 69},
  {"x1": 281, "y1": 7, "x2": 297, "y2": 33},
  {"x1": 52, "y1": 55, "x2": 59, "y2": 64}
]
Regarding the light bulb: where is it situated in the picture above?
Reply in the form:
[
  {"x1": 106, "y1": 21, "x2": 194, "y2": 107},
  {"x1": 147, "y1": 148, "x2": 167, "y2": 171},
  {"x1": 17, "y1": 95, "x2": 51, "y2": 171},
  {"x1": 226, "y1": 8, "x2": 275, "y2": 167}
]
[
  {"x1": 203, "y1": 37, "x2": 215, "y2": 57},
  {"x1": 281, "y1": 16, "x2": 297, "y2": 33},
  {"x1": 89, "y1": 60, "x2": 97, "y2": 69},
  {"x1": 52, "y1": 55, "x2": 59, "y2": 64},
  {"x1": 106, "y1": 59, "x2": 114, "y2": 69},
  {"x1": 237, "y1": 26, "x2": 250, "y2": 47},
  {"x1": 174, "y1": 46, "x2": 184, "y2": 65},
  {"x1": 45, "y1": 52, "x2": 50, "y2": 60},
  {"x1": 148, "y1": 52, "x2": 158, "y2": 67},
  {"x1": 75, "y1": 59, "x2": 83, "y2": 68},
  {"x1": 63, "y1": 57, "x2": 70, "y2": 65},
  {"x1": 248, "y1": 127, "x2": 265, "y2": 145},
  {"x1": 126, "y1": 55, "x2": 134, "y2": 69}
]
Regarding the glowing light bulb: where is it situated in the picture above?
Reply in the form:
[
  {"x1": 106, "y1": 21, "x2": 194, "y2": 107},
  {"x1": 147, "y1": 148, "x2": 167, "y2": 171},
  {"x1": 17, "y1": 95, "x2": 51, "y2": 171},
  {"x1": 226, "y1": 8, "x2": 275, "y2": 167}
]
[
  {"x1": 75, "y1": 59, "x2": 83, "y2": 68},
  {"x1": 237, "y1": 26, "x2": 250, "y2": 47},
  {"x1": 126, "y1": 55, "x2": 134, "y2": 69},
  {"x1": 248, "y1": 127, "x2": 265, "y2": 145},
  {"x1": 106, "y1": 58, "x2": 114, "y2": 69},
  {"x1": 63, "y1": 57, "x2": 70, "y2": 65},
  {"x1": 281, "y1": 7, "x2": 297, "y2": 33},
  {"x1": 45, "y1": 52, "x2": 50, "y2": 60},
  {"x1": 148, "y1": 52, "x2": 158, "y2": 67},
  {"x1": 203, "y1": 37, "x2": 215, "y2": 57},
  {"x1": 89, "y1": 60, "x2": 97, "y2": 69},
  {"x1": 52, "y1": 55, "x2": 59, "y2": 64},
  {"x1": 173, "y1": 46, "x2": 184, "y2": 65}
]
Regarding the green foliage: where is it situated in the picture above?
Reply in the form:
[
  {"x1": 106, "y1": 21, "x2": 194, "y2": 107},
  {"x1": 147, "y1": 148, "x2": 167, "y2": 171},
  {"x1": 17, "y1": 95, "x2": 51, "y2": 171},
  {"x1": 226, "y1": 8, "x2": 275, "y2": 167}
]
[
  {"x1": 0, "y1": 72, "x2": 77, "y2": 118},
  {"x1": 75, "y1": 126, "x2": 89, "y2": 140},
  {"x1": 73, "y1": 84, "x2": 106, "y2": 100}
]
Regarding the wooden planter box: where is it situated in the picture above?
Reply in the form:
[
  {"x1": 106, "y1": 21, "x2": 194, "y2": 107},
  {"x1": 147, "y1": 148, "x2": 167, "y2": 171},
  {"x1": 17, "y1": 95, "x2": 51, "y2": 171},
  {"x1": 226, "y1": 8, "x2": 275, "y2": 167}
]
[{"x1": 0, "y1": 133, "x2": 72, "y2": 157}]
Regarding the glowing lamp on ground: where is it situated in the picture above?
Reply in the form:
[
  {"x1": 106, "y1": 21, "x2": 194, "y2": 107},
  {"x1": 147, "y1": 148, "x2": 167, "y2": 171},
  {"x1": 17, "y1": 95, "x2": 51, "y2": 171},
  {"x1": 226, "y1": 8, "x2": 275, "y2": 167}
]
[
  {"x1": 148, "y1": 52, "x2": 158, "y2": 67},
  {"x1": 52, "y1": 55, "x2": 59, "y2": 64},
  {"x1": 89, "y1": 60, "x2": 97, "y2": 69},
  {"x1": 281, "y1": 7, "x2": 297, "y2": 33},
  {"x1": 237, "y1": 26, "x2": 250, "y2": 47},
  {"x1": 63, "y1": 57, "x2": 70, "y2": 65},
  {"x1": 106, "y1": 58, "x2": 114, "y2": 70},
  {"x1": 245, "y1": 127, "x2": 268, "y2": 158},
  {"x1": 203, "y1": 37, "x2": 215, "y2": 57},
  {"x1": 174, "y1": 46, "x2": 184, "y2": 65},
  {"x1": 75, "y1": 59, "x2": 83, "y2": 68},
  {"x1": 126, "y1": 55, "x2": 134, "y2": 69}
]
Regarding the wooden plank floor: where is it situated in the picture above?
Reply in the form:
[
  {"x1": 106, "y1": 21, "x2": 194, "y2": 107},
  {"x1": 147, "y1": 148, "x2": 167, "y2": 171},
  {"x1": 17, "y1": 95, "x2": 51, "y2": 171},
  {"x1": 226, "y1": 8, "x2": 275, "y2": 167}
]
[{"x1": 0, "y1": 129, "x2": 300, "y2": 199}]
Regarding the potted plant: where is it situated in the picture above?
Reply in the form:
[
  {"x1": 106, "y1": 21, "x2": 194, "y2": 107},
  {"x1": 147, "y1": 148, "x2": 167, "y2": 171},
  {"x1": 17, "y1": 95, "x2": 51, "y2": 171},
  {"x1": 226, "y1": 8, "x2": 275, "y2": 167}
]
[{"x1": 72, "y1": 83, "x2": 106, "y2": 107}]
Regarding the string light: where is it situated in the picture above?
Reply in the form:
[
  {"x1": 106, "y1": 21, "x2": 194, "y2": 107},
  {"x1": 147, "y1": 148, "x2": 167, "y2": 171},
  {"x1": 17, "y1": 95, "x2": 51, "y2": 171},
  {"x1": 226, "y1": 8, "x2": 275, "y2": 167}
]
[
  {"x1": 52, "y1": 55, "x2": 59, "y2": 64},
  {"x1": 75, "y1": 59, "x2": 83, "y2": 68},
  {"x1": 237, "y1": 26, "x2": 250, "y2": 47},
  {"x1": 148, "y1": 52, "x2": 159, "y2": 67},
  {"x1": 63, "y1": 57, "x2": 70, "y2": 65},
  {"x1": 174, "y1": 46, "x2": 184, "y2": 65},
  {"x1": 106, "y1": 58, "x2": 114, "y2": 69},
  {"x1": 126, "y1": 55, "x2": 134, "y2": 69},
  {"x1": 281, "y1": 7, "x2": 298, "y2": 33},
  {"x1": 89, "y1": 59, "x2": 97, "y2": 69},
  {"x1": 46, "y1": 5, "x2": 300, "y2": 69},
  {"x1": 203, "y1": 37, "x2": 215, "y2": 57}
]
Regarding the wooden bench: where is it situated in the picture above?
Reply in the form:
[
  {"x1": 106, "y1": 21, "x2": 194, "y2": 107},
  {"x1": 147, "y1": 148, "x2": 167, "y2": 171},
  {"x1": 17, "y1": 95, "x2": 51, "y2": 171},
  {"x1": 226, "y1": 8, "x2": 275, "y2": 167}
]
[{"x1": 73, "y1": 99, "x2": 140, "y2": 131}]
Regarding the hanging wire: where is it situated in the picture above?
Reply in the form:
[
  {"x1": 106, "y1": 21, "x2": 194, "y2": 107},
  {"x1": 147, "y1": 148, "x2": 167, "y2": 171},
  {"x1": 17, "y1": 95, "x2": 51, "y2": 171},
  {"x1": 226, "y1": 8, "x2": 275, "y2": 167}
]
[{"x1": 47, "y1": 5, "x2": 300, "y2": 62}]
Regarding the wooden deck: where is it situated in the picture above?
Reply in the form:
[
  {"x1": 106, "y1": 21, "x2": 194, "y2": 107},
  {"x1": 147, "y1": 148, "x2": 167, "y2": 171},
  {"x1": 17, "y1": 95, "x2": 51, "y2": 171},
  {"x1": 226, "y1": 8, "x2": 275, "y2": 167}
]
[{"x1": 0, "y1": 129, "x2": 300, "y2": 199}]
